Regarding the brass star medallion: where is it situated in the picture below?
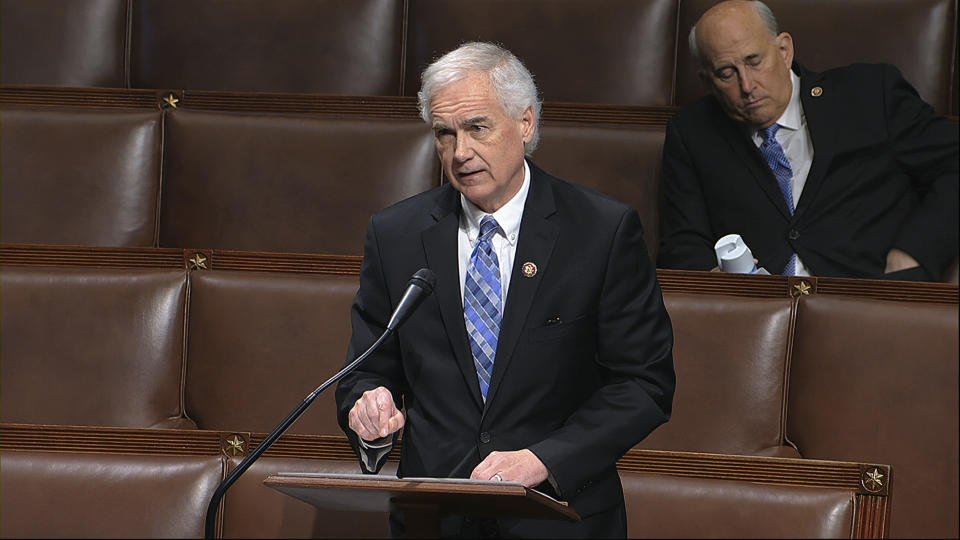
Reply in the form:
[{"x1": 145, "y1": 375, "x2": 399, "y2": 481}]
[
  {"x1": 189, "y1": 253, "x2": 208, "y2": 270},
  {"x1": 792, "y1": 281, "x2": 812, "y2": 297},
  {"x1": 226, "y1": 435, "x2": 245, "y2": 456},
  {"x1": 863, "y1": 468, "x2": 884, "y2": 492},
  {"x1": 163, "y1": 93, "x2": 180, "y2": 108}
]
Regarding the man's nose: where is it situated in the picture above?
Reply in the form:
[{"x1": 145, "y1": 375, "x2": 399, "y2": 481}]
[
  {"x1": 739, "y1": 70, "x2": 756, "y2": 95},
  {"x1": 454, "y1": 133, "x2": 474, "y2": 162}
]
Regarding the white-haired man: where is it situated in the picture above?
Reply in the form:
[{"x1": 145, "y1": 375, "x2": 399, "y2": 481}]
[
  {"x1": 336, "y1": 42, "x2": 675, "y2": 537},
  {"x1": 658, "y1": 0, "x2": 958, "y2": 281}
]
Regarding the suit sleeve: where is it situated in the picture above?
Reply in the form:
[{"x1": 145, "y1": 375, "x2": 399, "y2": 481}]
[
  {"x1": 334, "y1": 215, "x2": 405, "y2": 472},
  {"x1": 882, "y1": 64, "x2": 960, "y2": 278},
  {"x1": 528, "y1": 208, "x2": 675, "y2": 497},
  {"x1": 657, "y1": 117, "x2": 722, "y2": 270}
]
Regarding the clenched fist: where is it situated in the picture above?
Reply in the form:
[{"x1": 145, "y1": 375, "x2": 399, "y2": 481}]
[{"x1": 347, "y1": 386, "x2": 405, "y2": 442}]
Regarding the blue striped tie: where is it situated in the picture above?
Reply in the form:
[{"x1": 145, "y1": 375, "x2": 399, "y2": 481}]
[
  {"x1": 758, "y1": 124, "x2": 798, "y2": 276},
  {"x1": 464, "y1": 215, "x2": 502, "y2": 400}
]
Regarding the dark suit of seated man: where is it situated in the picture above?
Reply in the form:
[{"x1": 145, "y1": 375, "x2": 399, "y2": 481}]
[
  {"x1": 334, "y1": 42, "x2": 675, "y2": 538},
  {"x1": 658, "y1": 0, "x2": 959, "y2": 281}
]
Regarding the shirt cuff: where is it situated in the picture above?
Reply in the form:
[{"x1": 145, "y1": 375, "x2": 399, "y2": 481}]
[{"x1": 357, "y1": 436, "x2": 394, "y2": 473}]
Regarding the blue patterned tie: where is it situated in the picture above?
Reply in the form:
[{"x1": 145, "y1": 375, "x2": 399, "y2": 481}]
[
  {"x1": 464, "y1": 216, "x2": 502, "y2": 400},
  {"x1": 758, "y1": 124, "x2": 798, "y2": 276}
]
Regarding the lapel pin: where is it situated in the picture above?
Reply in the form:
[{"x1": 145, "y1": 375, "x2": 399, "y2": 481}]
[
  {"x1": 521, "y1": 261, "x2": 537, "y2": 278},
  {"x1": 811, "y1": 86, "x2": 823, "y2": 97}
]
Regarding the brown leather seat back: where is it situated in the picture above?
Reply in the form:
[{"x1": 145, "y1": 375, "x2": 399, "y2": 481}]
[
  {"x1": 534, "y1": 122, "x2": 665, "y2": 262},
  {"x1": 636, "y1": 293, "x2": 795, "y2": 456},
  {"x1": 160, "y1": 110, "x2": 438, "y2": 255},
  {"x1": 788, "y1": 295, "x2": 959, "y2": 538},
  {"x1": 620, "y1": 471, "x2": 855, "y2": 538},
  {"x1": 404, "y1": 0, "x2": 677, "y2": 106},
  {"x1": 185, "y1": 271, "x2": 359, "y2": 435},
  {"x1": 0, "y1": 451, "x2": 222, "y2": 538},
  {"x1": 676, "y1": 0, "x2": 957, "y2": 114},
  {"x1": 0, "y1": 0, "x2": 128, "y2": 87},
  {"x1": 1, "y1": 107, "x2": 163, "y2": 247},
  {"x1": 0, "y1": 267, "x2": 189, "y2": 428},
  {"x1": 130, "y1": 0, "x2": 404, "y2": 94}
]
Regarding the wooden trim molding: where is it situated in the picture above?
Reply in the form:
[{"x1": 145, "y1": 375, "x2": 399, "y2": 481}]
[
  {"x1": 1, "y1": 85, "x2": 677, "y2": 127},
  {"x1": 3, "y1": 243, "x2": 956, "y2": 304}
]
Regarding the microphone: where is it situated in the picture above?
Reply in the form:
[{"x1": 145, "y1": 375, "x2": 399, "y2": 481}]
[
  {"x1": 387, "y1": 268, "x2": 437, "y2": 331},
  {"x1": 203, "y1": 268, "x2": 436, "y2": 539}
]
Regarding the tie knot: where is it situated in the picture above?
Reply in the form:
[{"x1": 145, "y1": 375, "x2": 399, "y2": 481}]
[
  {"x1": 478, "y1": 215, "x2": 500, "y2": 242},
  {"x1": 759, "y1": 123, "x2": 781, "y2": 142}
]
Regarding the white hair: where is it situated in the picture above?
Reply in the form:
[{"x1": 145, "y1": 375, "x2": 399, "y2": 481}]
[
  {"x1": 689, "y1": 0, "x2": 780, "y2": 65},
  {"x1": 417, "y1": 41, "x2": 543, "y2": 154}
]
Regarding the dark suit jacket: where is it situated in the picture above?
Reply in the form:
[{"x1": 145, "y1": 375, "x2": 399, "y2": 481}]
[
  {"x1": 658, "y1": 62, "x2": 959, "y2": 280},
  {"x1": 335, "y1": 162, "x2": 675, "y2": 533}
]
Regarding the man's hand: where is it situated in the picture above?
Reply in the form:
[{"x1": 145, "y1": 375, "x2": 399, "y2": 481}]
[
  {"x1": 885, "y1": 248, "x2": 920, "y2": 273},
  {"x1": 347, "y1": 386, "x2": 405, "y2": 442},
  {"x1": 470, "y1": 449, "x2": 549, "y2": 488}
]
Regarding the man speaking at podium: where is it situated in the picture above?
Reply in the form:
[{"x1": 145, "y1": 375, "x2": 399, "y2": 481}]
[{"x1": 335, "y1": 42, "x2": 675, "y2": 538}]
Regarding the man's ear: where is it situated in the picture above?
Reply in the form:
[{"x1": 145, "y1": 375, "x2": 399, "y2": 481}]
[
  {"x1": 520, "y1": 106, "x2": 535, "y2": 144},
  {"x1": 776, "y1": 32, "x2": 794, "y2": 68}
]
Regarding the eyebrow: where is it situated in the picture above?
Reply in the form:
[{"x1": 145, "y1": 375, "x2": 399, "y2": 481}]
[
  {"x1": 431, "y1": 116, "x2": 491, "y2": 132},
  {"x1": 463, "y1": 116, "x2": 489, "y2": 126}
]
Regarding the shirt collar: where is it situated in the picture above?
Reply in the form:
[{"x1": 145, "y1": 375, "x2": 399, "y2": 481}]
[
  {"x1": 460, "y1": 160, "x2": 530, "y2": 246},
  {"x1": 750, "y1": 69, "x2": 804, "y2": 138}
]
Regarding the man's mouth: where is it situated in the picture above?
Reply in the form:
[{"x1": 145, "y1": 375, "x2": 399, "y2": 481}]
[{"x1": 458, "y1": 170, "x2": 484, "y2": 180}]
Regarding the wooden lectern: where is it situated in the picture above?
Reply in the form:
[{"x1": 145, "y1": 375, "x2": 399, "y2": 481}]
[{"x1": 264, "y1": 473, "x2": 580, "y2": 537}]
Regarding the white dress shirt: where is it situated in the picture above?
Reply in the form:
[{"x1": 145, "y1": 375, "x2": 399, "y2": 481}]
[
  {"x1": 457, "y1": 159, "x2": 531, "y2": 306},
  {"x1": 749, "y1": 69, "x2": 814, "y2": 276}
]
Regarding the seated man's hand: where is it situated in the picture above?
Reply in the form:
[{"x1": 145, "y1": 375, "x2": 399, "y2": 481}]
[
  {"x1": 470, "y1": 449, "x2": 549, "y2": 488},
  {"x1": 347, "y1": 386, "x2": 404, "y2": 442},
  {"x1": 885, "y1": 248, "x2": 920, "y2": 273}
]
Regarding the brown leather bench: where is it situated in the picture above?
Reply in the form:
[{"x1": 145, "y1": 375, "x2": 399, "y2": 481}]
[
  {"x1": 184, "y1": 270, "x2": 359, "y2": 435},
  {"x1": 787, "y1": 294, "x2": 959, "y2": 538},
  {"x1": 0, "y1": 0, "x2": 128, "y2": 87},
  {"x1": 402, "y1": 0, "x2": 677, "y2": 106},
  {"x1": 129, "y1": 0, "x2": 405, "y2": 95},
  {"x1": 0, "y1": 266, "x2": 193, "y2": 429},
  {"x1": 4, "y1": 0, "x2": 957, "y2": 114},
  {"x1": 535, "y1": 121, "x2": 666, "y2": 262},
  {"x1": 159, "y1": 110, "x2": 439, "y2": 255},
  {"x1": 0, "y1": 424, "x2": 892, "y2": 539},
  {"x1": 0, "y1": 107, "x2": 163, "y2": 246},
  {"x1": 638, "y1": 293, "x2": 797, "y2": 457},
  {"x1": 0, "y1": 449, "x2": 223, "y2": 538}
]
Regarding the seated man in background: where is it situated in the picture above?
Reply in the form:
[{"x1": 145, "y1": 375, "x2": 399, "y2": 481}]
[
  {"x1": 335, "y1": 42, "x2": 675, "y2": 537},
  {"x1": 658, "y1": 0, "x2": 958, "y2": 281}
]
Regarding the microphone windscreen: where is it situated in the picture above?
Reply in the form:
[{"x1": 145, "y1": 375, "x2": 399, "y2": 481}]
[{"x1": 410, "y1": 268, "x2": 437, "y2": 293}]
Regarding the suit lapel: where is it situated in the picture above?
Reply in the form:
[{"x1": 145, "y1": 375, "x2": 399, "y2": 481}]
[
  {"x1": 794, "y1": 65, "x2": 835, "y2": 219},
  {"x1": 711, "y1": 105, "x2": 793, "y2": 219},
  {"x1": 482, "y1": 165, "x2": 559, "y2": 415},
  {"x1": 421, "y1": 186, "x2": 484, "y2": 410}
]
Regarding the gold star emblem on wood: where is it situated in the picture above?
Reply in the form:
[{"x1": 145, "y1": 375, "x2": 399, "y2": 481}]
[
  {"x1": 163, "y1": 93, "x2": 180, "y2": 108},
  {"x1": 792, "y1": 281, "x2": 812, "y2": 296},
  {"x1": 863, "y1": 468, "x2": 884, "y2": 492},
  {"x1": 189, "y1": 253, "x2": 207, "y2": 270},
  {"x1": 225, "y1": 435, "x2": 245, "y2": 456}
]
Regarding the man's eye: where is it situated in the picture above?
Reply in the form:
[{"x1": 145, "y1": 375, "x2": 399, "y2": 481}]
[
  {"x1": 435, "y1": 129, "x2": 454, "y2": 138},
  {"x1": 717, "y1": 69, "x2": 735, "y2": 81},
  {"x1": 470, "y1": 125, "x2": 488, "y2": 133}
]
